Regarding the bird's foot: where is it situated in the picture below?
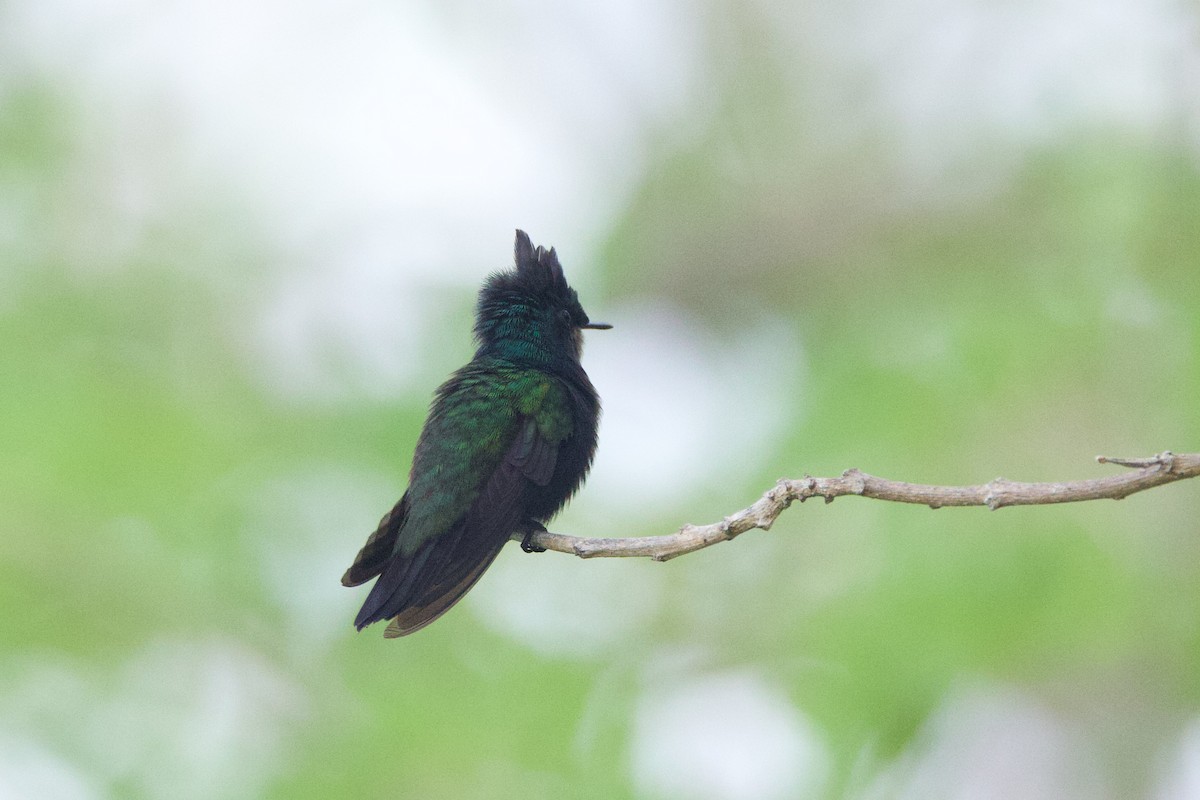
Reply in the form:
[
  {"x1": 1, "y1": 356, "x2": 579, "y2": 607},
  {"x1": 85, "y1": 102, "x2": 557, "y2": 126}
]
[{"x1": 519, "y1": 520, "x2": 548, "y2": 553}]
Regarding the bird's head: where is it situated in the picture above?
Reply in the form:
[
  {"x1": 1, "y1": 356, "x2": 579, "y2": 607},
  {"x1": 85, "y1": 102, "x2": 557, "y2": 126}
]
[{"x1": 474, "y1": 229, "x2": 611, "y2": 364}]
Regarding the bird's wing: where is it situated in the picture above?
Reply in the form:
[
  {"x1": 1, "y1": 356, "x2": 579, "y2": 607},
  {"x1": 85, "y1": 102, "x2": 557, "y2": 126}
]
[
  {"x1": 349, "y1": 374, "x2": 572, "y2": 635},
  {"x1": 499, "y1": 405, "x2": 559, "y2": 488}
]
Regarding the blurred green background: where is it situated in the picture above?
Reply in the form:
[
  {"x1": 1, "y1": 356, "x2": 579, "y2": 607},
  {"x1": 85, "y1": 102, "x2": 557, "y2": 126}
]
[{"x1": 2, "y1": 1, "x2": 1199, "y2": 798}]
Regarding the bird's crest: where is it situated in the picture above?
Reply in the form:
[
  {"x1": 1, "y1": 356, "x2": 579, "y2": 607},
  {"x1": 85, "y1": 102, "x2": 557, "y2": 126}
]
[
  {"x1": 512, "y1": 229, "x2": 566, "y2": 294},
  {"x1": 474, "y1": 229, "x2": 577, "y2": 340}
]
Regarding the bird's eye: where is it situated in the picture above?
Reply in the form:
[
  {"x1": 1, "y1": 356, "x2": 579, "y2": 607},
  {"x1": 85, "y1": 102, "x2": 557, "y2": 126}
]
[{"x1": 558, "y1": 308, "x2": 573, "y2": 325}]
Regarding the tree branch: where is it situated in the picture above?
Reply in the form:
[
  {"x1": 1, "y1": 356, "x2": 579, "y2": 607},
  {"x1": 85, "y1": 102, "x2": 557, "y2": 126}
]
[{"x1": 513, "y1": 451, "x2": 1200, "y2": 562}]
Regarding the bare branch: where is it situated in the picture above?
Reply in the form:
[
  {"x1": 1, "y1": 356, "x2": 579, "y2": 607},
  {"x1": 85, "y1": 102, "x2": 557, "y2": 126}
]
[{"x1": 513, "y1": 451, "x2": 1200, "y2": 562}]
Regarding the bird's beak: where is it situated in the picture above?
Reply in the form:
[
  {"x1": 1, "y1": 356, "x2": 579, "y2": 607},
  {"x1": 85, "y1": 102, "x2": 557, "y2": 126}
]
[{"x1": 581, "y1": 322, "x2": 613, "y2": 330}]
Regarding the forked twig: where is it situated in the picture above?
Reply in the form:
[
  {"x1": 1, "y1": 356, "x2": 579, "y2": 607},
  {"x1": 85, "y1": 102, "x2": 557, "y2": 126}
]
[{"x1": 514, "y1": 451, "x2": 1200, "y2": 562}]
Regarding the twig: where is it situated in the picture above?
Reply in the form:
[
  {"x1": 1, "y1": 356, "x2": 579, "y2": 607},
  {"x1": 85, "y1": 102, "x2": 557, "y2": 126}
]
[{"x1": 513, "y1": 451, "x2": 1200, "y2": 562}]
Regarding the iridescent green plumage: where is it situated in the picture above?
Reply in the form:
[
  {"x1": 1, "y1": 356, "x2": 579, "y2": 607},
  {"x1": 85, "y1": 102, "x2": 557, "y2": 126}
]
[{"x1": 342, "y1": 230, "x2": 610, "y2": 636}]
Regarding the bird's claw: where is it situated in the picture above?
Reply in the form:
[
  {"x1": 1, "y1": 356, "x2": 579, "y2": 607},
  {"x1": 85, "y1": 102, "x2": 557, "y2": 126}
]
[{"x1": 519, "y1": 522, "x2": 548, "y2": 553}]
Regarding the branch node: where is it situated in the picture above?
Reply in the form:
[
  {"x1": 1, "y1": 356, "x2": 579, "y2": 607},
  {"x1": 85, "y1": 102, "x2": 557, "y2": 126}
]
[
  {"x1": 843, "y1": 468, "x2": 868, "y2": 495},
  {"x1": 795, "y1": 476, "x2": 818, "y2": 502},
  {"x1": 984, "y1": 479, "x2": 1009, "y2": 511}
]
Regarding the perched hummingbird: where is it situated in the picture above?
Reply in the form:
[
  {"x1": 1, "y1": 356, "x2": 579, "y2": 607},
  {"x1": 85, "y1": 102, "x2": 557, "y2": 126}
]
[{"x1": 342, "y1": 230, "x2": 611, "y2": 637}]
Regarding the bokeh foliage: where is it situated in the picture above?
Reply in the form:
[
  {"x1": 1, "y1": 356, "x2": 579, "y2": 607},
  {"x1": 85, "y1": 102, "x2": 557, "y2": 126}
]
[{"x1": 2, "y1": 3, "x2": 1199, "y2": 798}]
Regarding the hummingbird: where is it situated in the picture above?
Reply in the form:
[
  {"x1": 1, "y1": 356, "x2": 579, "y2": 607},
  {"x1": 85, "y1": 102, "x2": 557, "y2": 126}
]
[{"x1": 342, "y1": 229, "x2": 611, "y2": 637}]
